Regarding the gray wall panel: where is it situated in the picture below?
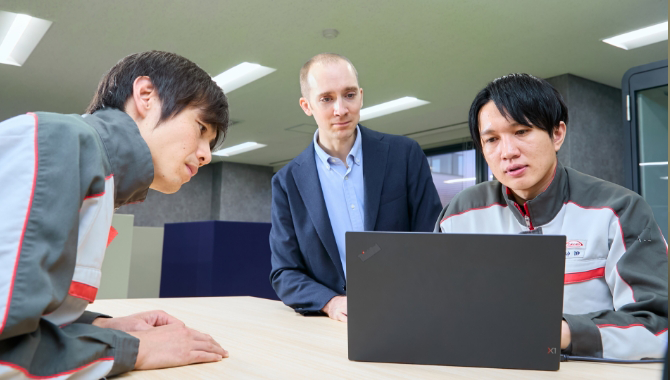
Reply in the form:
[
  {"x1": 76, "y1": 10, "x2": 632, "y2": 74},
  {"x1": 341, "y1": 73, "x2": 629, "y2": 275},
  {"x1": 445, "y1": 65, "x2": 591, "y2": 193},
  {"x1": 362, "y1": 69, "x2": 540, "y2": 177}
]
[
  {"x1": 546, "y1": 74, "x2": 624, "y2": 186},
  {"x1": 217, "y1": 162, "x2": 273, "y2": 223}
]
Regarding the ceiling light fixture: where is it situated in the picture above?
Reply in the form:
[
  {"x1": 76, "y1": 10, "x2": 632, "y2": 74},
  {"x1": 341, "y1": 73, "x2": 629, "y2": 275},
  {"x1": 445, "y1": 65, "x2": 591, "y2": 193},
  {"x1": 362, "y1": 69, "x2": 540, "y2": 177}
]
[
  {"x1": 639, "y1": 161, "x2": 668, "y2": 166},
  {"x1": 213, "y1": 142, "x2": 267, "y2": 157},
  {"x1": 0, "y1": 12, "x2": 52, "y2": 66},
  {"x1": 359, "y1": 97, "x2": 429, "y2": 122},
  {"x1": 602, "y1": 21, "x2": 668, "y2": 50},
  {"x1": 212, "y1": 62, "x2": 276, "y2": 93},
  {"x1": 444, "y1": 177, "x2": 476, "y2": 184}
]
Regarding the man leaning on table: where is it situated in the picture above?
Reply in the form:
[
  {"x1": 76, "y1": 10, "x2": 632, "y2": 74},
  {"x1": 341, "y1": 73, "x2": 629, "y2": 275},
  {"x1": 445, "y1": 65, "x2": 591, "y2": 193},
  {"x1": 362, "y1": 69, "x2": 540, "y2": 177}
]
[
  {"x1": 438, "y1": 73, "x2": 668, "y2": 360},
  {"x1": 0, "y1": 51, "x2": 229, "y2": 378},
  {"x1": 270, "y1": 53, "x2": 442, "y2": 322}
]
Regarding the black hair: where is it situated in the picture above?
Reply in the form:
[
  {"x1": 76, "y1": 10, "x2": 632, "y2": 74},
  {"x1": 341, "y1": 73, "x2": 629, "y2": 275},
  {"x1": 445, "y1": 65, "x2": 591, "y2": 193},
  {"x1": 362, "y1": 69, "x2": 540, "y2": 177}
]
[
  {"x1": 86, "y1": 51, "x2": 229, "y2": 150},
  {"x1": 468, "y1": 73, "x2": 568, "y2": 152}
]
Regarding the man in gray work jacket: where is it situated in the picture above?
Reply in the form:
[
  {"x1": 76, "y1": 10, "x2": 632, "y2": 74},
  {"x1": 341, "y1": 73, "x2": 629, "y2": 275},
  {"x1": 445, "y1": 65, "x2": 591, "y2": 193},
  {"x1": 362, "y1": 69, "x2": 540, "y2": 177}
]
[
  {"x1": 438, "y1": 73, "x2": 667, "y2": 360},
  {"x1": 0, "y1": 51, "x2": 229, "y2": 378}
]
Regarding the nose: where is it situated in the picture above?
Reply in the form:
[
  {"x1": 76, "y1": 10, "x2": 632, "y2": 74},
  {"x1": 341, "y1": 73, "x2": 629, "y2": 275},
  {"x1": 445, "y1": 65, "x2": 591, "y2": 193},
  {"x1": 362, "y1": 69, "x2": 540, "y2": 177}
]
[
  {"x1": 500, "y1": 135, "x2": 520, "y2": 160},
  {"x1": 198, "y1": 141, "x2": 212, "y2": 166},
  {"x1": 333, "y1": 97, "x2": 348, "y2": 116}
]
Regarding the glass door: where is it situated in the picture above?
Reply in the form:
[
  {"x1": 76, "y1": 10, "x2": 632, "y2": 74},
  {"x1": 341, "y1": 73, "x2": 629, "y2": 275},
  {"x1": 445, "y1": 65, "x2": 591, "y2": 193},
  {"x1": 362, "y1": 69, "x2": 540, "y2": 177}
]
[{"x1": 622, "y1": 60, "x2": 668, "y2": 239}]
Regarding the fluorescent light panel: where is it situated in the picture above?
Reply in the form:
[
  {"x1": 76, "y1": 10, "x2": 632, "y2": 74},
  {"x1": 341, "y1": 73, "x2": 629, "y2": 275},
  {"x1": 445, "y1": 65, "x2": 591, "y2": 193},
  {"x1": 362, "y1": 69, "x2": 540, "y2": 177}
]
[
  {"x1": 444, "y1": 177, "x2": 476, "y2": 184},
  {"x1": 213, "y1": 142, "x2": 266, "y2": 157},
  {"x1": 639, "y1": 161, "x2": 668, "y2": 166},
  {"x1": 603, "y1": 21, "x2": 668, "y2": 50},
  {"x1": 0, "y1": 12, "x2": 52, "y2": 66},
  {"x1": 359, "y1": 97, "x2": 429, "y2": 121},
  {"x1": 213, "y1": 62, "x2": 276, "y2": 93}
]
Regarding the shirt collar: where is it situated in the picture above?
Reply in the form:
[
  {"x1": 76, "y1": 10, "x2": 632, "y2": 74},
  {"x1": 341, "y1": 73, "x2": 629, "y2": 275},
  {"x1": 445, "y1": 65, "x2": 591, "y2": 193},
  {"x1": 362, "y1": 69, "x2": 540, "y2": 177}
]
[{"x1": 313, "y1": 124, "x2": 363, "y2": 167}]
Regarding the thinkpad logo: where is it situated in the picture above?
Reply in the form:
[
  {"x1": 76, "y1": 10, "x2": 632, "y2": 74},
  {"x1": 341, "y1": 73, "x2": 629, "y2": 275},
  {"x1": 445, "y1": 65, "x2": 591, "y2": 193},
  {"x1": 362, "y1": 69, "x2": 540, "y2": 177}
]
[
  {"x1": 358, "y1": 244, "x2": 381, "y2": 262},
  {"x1": 547, "y1": 347, "x2": 556, "y2": 354}
]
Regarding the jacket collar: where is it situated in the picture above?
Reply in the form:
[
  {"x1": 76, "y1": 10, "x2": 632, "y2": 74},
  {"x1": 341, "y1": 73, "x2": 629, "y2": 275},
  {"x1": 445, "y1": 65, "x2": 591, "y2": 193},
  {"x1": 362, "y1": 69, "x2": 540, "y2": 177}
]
[
  {"x1": 502, "y1": 161, "x2": 569, "y2": 228},
  {"x1": 84, "y1": 108, "x2": 154, "y2": 209}
]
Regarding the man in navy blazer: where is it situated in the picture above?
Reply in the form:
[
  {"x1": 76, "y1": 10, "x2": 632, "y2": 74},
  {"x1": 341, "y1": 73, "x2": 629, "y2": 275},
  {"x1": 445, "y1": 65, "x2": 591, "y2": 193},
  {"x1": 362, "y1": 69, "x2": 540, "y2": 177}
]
[{"x1": 270, "y1": 53, "x2": 441, "y2": 321}]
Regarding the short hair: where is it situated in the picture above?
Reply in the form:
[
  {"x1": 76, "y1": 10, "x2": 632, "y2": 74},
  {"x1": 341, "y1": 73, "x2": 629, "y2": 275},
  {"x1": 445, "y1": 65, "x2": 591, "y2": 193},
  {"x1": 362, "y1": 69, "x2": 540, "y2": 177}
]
[
  {"x1": 86, "y1": 51, "x2": 229, "y2": 150},
  {"x1": 468, "y1": 73, "x2": 568, "y2": 152},
  {"x1": 299, "y1": 53, "x2": 359, "y2": 98}
]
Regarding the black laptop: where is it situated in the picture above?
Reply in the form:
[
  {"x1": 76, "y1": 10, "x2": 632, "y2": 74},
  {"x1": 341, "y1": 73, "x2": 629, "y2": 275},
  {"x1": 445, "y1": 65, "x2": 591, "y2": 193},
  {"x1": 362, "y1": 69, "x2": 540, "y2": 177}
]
[{"x1": 346, "y1": 232, "x2": 566, "y2": 371}]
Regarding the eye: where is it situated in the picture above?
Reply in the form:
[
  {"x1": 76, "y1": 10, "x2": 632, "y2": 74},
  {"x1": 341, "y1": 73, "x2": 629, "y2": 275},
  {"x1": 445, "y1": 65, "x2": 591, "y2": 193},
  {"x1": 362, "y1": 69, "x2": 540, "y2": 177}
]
[
  {"x1": 199, "y1": 123, "x2": 208, "y2": 134},
  {"x1": 320, "y1": 97, "x2": 332, "y2": 102},
  {"x1": 516, "y1": 129, "x2": 529, "y2": 136},
  {"x1": 346, "y1": 92, "x2": 356, "y2": 99},
  {"x1": 484, "y1": 137, "x2": 497, "y2": 144}
]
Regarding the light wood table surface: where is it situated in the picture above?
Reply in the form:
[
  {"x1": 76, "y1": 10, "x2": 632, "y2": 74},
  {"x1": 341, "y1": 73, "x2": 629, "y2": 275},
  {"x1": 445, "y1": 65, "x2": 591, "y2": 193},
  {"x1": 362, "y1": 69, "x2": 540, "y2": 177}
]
[{"x1": 89, "y1": 297, "x2": 663, "y2": 379}]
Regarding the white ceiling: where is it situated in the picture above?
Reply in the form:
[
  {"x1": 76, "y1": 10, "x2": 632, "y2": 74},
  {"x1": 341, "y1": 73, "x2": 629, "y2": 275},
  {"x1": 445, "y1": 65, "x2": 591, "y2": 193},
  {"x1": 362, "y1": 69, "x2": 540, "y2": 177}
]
[{"x1": 1, "y1": 0, "x2": 667, "y2": 170}]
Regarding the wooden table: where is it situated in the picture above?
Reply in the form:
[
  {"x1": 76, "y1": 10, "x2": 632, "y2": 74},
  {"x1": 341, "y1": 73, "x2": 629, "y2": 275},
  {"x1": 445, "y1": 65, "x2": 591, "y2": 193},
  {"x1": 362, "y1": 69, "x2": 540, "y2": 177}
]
[{"x1": 89, "y1": 297, "x2": 663, "y2": 379}]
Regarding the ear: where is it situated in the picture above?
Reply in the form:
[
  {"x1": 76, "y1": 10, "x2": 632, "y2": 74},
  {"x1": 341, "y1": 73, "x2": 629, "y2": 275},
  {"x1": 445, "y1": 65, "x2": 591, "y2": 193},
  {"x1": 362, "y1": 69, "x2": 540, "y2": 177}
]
[
  {"x1": 129, "y1": 76, "x2": 157, "y2": 119},
  {"x1": 299, "y1": 97, "x2": 313, "y2": 116},
  {"x1": 359, "y1": 87, "x2": 364, "y2": 108},
  {"x1": 552, "y1": 121, "x2": 567, "y2": 152}
]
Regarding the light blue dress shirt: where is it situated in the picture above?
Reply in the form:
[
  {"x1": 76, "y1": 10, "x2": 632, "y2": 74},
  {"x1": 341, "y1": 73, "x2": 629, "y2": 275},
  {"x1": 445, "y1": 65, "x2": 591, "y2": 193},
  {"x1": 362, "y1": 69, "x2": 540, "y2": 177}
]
[{"x1": 313, "y1": 125, "x2": 365, "y2": 278}]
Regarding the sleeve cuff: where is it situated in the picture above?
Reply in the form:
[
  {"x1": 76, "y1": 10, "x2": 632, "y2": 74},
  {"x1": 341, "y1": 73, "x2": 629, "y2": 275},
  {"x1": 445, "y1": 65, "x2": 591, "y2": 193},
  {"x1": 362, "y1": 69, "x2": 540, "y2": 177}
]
[
  {"x1": 108, "y1": 331, "x2": 140, "y2": 376},
  {"x1": 563, "y1": 313, "x2": 603, "y2": 358},
  {"x1": 294, "y1": 290, "x2": 340, "y2": 316},
  {"x1": 74, "y1": 311, "x2": 112, "y2": 324}
]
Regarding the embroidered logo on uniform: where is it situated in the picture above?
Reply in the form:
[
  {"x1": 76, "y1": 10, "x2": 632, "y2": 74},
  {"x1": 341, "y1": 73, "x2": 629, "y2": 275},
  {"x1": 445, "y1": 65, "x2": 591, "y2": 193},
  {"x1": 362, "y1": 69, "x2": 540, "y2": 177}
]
[
  {"x1": 566, "y1": 240, "x2": 585, "y2": 249},
  {"x1": 565, "y1": 240, "x2": 586, "y2": 259}
]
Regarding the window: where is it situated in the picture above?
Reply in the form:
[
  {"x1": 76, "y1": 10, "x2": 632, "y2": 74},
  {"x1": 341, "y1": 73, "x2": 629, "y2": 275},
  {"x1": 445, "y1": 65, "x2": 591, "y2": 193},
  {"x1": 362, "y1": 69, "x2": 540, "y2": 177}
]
[{"x1": 425, "y1": 143, "x2": 488, "y2": 208}]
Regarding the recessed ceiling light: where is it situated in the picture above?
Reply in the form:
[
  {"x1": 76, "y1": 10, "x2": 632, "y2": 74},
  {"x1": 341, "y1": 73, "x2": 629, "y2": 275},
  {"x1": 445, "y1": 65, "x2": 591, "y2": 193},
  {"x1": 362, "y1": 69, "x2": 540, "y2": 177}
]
[
  {"x1": 0, "y1": 12, "x2": 52, "y2": 66},
  {"x1": 213, "y1": 142, "x2": 267, "y2": 157},
  {"x1": 322, "y1": 29, "x2": 339, "y2": 39},
  {"x1": 212, "y1": 62, "x2": 276, "y2": 93},
  {"x1": 444, "y1": 177, "x2": 476, "y2": 184},
  {"x1": 602, "y1": 21, "x2": 668, "y2": 50},
  {"x1": 359, "y1": 97, "x2": 429, "y2": 122}
]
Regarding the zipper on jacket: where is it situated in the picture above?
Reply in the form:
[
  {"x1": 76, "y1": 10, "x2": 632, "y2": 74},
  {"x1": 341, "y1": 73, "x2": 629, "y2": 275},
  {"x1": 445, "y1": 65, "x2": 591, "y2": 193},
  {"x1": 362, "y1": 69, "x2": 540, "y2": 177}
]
[
  {"x1": 514, "y1": 202, "x2": 535, "y2": 231},
  {"x1": 523, "y1": 203, "x2": 534, "y2": 231}
]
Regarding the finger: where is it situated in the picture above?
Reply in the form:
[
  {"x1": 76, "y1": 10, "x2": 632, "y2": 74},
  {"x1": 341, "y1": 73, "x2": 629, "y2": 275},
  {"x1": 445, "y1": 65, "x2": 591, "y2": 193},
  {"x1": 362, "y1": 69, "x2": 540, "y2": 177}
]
[
  {"x1": 188, "y1": 351, "x2": 224, "y2": 365},
  {"x1": 156, "y1": 311, "x2": 185, "y2": 327},
  {"x1": 339, "y1": 312, "x2": 348, "y2": 323},
  {"x1": 191, "y1": 340, "x2": 228, "y2": 356},
  {"x1": 188, "y1": 329, "x2": 222, "y2": 347},
  {"x1": 140, "y1": 310, "x2": 184, "y2": 327}
]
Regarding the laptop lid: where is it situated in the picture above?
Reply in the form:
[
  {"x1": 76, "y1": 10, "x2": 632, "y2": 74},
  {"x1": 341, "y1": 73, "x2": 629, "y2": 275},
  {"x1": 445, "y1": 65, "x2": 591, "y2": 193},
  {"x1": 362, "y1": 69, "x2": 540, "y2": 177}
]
[{"x1": 347, "y1": 232, "x2": 566, "y2": 371}]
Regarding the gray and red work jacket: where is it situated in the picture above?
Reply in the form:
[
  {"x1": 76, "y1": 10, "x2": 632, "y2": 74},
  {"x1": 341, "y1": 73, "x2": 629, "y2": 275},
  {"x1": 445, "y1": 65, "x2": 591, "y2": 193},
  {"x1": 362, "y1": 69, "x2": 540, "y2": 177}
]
[
  {"x1": 0, "y1": 108, "x2": 153, "y2": 378},
  {"x1": 439, "y1": 162, "x2": 667, "y2": 360}
]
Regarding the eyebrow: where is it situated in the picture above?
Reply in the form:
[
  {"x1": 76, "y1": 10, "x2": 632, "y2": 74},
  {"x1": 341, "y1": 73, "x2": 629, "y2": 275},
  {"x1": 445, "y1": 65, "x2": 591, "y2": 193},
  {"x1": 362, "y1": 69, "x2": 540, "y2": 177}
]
[
  {"x1": 480, "y1": 122, "x2": 523, "y2": 136},
  {"x1": 316, "y1": 87, "x2": 359, "y2": 98}
]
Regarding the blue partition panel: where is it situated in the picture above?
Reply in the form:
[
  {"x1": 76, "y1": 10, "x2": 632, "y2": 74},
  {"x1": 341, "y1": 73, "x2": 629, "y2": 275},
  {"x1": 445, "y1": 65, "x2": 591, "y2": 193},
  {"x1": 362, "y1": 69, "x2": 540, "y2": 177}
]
[{"x1": 160, "y1": 221, "x2": 278, "y2": 300}]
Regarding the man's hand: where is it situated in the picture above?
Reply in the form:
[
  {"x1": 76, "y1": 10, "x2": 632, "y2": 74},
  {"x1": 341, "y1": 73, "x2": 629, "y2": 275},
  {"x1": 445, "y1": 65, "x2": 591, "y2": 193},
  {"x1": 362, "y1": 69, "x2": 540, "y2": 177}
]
[
  {"x1": 129, "y1": 323, "x2": 228, "y2": 370},
  {"x1": 92, "y1": 310, "x2": 184, "y2": 332},
  {"x1": 560, "y1": 320, "x2": 571, "y2": 349},
  {"x1": 322, "y1": 295, "x2": 347, "y2": 322}
]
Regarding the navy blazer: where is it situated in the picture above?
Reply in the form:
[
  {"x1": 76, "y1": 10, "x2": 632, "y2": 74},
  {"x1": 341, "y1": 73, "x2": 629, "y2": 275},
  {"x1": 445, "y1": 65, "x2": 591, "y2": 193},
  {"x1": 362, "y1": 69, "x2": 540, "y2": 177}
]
[{"x1": 269, "y1": 126, "x2": 442, "y2": 314}]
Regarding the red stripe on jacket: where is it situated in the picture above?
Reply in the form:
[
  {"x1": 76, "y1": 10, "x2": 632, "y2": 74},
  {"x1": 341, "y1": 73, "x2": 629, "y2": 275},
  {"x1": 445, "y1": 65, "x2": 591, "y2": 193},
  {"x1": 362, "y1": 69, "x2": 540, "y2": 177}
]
[
  {"x1": 68, "y1": 281, "x2": 98, "y2": 303},
  {"x1": 564, "y1": 267, "x2": 605, "y2": 284},
  {"x1": 0, "y1": 357, "x2": 113, "y2": 379}
]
